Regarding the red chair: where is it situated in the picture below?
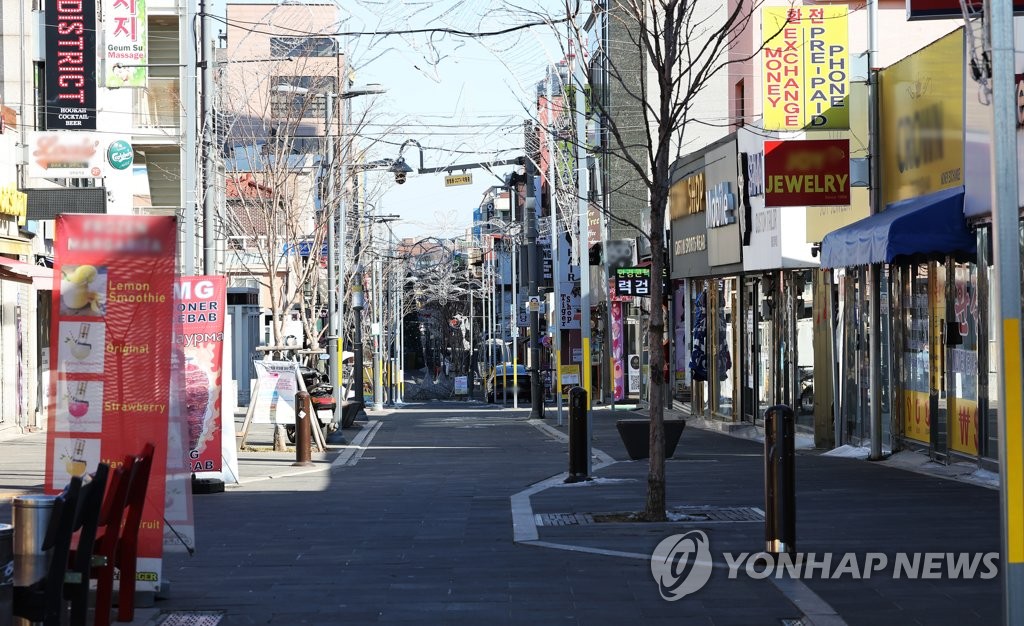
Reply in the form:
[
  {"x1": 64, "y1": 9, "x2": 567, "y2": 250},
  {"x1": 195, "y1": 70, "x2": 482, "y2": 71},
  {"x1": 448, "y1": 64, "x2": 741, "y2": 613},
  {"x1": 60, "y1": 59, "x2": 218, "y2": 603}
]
[
  {"x1": 86, "y1": 456, "x2": 137, "y2": 626},
  {"x1": 116, "y1": 442, "x2": 154, "y2": 623}
]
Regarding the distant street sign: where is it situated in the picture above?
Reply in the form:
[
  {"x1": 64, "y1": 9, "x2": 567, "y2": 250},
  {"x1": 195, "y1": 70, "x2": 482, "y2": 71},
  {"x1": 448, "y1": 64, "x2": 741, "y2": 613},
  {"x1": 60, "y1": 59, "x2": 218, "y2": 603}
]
[{"x1": 445, "y1": 173, "x2": 472, "y2": 187}]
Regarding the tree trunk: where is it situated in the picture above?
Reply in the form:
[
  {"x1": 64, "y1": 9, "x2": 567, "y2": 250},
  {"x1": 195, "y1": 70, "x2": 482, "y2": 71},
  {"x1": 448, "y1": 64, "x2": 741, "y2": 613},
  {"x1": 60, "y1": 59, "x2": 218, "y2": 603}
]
[{"x1": 644, "y1": 186, "x2": 669, "y2": 521}]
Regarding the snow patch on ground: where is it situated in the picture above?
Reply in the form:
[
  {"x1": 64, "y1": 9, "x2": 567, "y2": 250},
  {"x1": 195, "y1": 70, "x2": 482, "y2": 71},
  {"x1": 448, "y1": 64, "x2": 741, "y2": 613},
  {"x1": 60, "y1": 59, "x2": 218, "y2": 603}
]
[
  {"x1": 553, "y1": 477, "x2": 638, "y2": 488},
  {"x1": 822, "y1": 445, "x2": 872, "y2": 460}
]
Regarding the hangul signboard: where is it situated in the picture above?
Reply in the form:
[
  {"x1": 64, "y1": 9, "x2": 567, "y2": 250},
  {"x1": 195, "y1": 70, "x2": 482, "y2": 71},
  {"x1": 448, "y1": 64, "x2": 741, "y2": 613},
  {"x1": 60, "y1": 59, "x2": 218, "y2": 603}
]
[
  {"x1": 614, "y1": 267, "x2": 668, "y2": 298},
  {"x1": 615, "y1": 267, "x2": 652, "y2": 297}
]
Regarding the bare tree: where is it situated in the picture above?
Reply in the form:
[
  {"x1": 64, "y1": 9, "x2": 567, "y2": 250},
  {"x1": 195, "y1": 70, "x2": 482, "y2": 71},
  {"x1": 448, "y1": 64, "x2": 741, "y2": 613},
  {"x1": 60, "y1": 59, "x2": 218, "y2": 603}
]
[{"x1": 524, "y1": 0, "x2": 759, "y2": 520}]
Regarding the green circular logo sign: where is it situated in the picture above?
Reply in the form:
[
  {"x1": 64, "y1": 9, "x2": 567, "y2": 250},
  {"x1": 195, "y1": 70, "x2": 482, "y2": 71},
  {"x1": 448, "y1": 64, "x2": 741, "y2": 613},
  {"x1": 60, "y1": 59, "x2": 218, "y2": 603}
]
[{"x1": 107, "y1": 140, "x2": 134, "y2": 170}]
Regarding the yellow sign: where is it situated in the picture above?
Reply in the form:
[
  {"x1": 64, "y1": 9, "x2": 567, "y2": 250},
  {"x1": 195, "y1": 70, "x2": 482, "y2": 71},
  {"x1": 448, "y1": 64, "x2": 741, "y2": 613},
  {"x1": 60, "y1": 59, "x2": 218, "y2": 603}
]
[
  {"x1": 0, "y1": 183, "x2": 27, "y2": 226},
  {"x1": 903, "y1": 390, "x2": 931, "y2": 444},
  {"x1": 762, "y1": 6, "x2": 849, "y2": 131},
  {"x1": 445, "y1": 174, "x2": 472, "y2": 187},
  {"x1": 669, "y1": 172, "x2": 706, "y2": 219},
  {"x1": 805, "y1": 188, "x2": 871, "y2": 242},
  {"x1": 560, "y1": 364, "x2": 580, "y2": 399},
  {"x1": 880, "y1": 30, "x2": 964, "y2": 205}
]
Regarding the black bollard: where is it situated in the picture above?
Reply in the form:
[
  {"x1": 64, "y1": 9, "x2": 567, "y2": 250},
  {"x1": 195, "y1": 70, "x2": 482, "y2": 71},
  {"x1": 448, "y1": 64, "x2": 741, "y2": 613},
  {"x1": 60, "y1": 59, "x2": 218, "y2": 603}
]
[
  {"x1": 294, "y1": 391, "x2": 313, "y2": 467},
  {"x1": 764, "y1": 404, "x2": 796, "y2": 555},
  {"x1": 565, "y1": 387, "x2": 590, "y2": 483}
]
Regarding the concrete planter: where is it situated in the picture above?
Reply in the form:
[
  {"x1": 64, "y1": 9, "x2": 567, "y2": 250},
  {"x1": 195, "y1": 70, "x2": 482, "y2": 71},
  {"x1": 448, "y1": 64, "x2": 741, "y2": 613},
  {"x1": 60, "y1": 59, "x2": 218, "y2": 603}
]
[{"x1": 615, "y1": 419, "x2": 686, "y2": 460}]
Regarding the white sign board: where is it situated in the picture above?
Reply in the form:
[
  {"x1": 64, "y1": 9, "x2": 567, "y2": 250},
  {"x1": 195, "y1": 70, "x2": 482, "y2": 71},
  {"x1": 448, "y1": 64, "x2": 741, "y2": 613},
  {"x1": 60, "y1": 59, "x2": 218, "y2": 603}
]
[
  {"x1": 628, "y1": 354, "x2": 641, "y2": 394},
  {"x1": 27, "y1": 132, "x2": 134, "y2": 178},
  {"x1": 454, "y1": 376, "x2": 468, "y2": 395},
  {"x1": 252, "y1": 361, "x2": 300, "y2": 424}
]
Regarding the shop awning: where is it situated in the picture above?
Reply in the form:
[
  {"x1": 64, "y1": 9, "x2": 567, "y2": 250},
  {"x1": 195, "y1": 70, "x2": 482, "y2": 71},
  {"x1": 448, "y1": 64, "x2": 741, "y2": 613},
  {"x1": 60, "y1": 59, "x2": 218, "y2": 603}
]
[
  {"x1": 820, "y1": 186, "x2": 975, "y2": 268},
  {"x1": 0, "y1": 256, "x2": 55, "y2": 289}
]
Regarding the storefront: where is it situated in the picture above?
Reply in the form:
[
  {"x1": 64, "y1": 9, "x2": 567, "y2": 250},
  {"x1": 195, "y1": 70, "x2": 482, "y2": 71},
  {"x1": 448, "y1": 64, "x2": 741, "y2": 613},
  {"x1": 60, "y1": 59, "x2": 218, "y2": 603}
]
[
  {"x1": 738, "y1": 126, "x2": 822, "y2": 432},
  {"x1": 669, "y1": 135, "x2": 744, "y2": 421},
  {"x1": 821, "y1": 29, "x2": 980, "y2": 460}
]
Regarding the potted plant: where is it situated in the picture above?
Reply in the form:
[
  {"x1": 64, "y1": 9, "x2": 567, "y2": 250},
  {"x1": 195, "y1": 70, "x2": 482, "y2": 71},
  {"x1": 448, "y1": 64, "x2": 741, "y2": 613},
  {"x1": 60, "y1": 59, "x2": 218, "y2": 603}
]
[{"x1": 616, "y1": 418, "x2": 686, "y2": 460}]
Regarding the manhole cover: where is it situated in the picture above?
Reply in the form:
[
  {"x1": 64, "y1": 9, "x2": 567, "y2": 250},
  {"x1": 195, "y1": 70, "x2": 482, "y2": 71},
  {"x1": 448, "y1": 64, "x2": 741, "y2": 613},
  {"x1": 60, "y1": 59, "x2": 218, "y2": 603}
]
[{"x1": 157, "y1": 611, "x2": 224, "y2": 626}]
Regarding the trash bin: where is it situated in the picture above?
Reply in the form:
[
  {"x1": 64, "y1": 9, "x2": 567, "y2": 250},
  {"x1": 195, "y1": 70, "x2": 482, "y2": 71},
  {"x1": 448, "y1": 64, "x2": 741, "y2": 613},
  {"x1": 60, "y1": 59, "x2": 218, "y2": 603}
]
[
  {"x1": 1, "y1": 523, "x2": 12, "y2": 626},
  {"x1": 11, "y1": 495, "x2": 56, "y2": 588}
]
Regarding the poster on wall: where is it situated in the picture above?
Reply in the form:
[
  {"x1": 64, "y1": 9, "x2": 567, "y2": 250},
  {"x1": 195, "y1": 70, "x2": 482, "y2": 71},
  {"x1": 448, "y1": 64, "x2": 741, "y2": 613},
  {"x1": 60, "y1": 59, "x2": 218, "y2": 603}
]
[
  {"x1": 46, "y1": 214, "x2": 177, "y2": 592},
  {"x1": 177, "y1": 276, "x2": 226, "y2": 473}
]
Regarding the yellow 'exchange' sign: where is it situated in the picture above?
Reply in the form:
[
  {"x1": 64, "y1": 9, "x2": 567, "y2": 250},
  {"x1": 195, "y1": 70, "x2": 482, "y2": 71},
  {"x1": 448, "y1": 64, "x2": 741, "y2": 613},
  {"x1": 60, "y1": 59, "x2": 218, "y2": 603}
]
[
  {"x1": 762, "y1": 6, "x2": 849, "y2": 131},
  {"x1": 445, "y1": 174, "x2": 472, "y2": 187}
]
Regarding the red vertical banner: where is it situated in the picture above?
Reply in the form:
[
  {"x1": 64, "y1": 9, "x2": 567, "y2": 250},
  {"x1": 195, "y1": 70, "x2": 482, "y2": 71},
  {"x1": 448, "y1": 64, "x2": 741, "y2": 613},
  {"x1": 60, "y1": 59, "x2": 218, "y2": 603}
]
[
  {"x1": 176, "y1": 276, "x2": 226, "y2": 473},
  {"x1": 46, "y1": 214, "x2": 176, "y2": 593}
]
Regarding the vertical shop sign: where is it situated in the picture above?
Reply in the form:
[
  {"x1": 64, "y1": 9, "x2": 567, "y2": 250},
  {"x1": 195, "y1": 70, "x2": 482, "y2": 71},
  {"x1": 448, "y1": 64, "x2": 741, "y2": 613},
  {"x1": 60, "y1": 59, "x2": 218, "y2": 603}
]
[
  {"x1": 47, "y1": 214, "x2": 176, "y2": 592},
  {"x1": 762, "y1": 5, "x2": 849, "y2": 131},
  {"x1": 177, "y1": 276, "x2": 226, "y2": 472},
  {"x1": 610, "y1": 299, "x2": 625, "y2": 401},
  {"x1": 102, "y1": 0, "x2": 148, "y2": 87},
  {"x1": 45, "y1": 0, "x2": 98, "y2": 129}
]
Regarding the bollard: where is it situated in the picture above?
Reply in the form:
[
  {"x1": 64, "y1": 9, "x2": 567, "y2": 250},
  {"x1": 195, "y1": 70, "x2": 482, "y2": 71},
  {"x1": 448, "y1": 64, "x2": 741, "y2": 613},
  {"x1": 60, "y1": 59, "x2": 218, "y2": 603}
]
[
  {"x1": 294, "y1": 391, "x2": 313, "y2": 467},
  {"x1": 565, "y1": 387, "x2": 590, "y2": 483},
  {"x1": 0, "y1": 523, "x2": 11, "y2": 626},
  {"x1": 764, "y1": 404, "x2": 796, "y2": 555},
  {"x1": 11, "y1": 495, "x2": 55, "y2": 588}
]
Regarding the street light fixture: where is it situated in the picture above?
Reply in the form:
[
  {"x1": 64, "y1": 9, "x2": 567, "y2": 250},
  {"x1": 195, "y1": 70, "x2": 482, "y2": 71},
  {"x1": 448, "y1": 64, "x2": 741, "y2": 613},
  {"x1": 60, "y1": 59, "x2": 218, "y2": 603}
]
[{"x1": 272, "y1": 82, "x2": 386, "y2": 435}]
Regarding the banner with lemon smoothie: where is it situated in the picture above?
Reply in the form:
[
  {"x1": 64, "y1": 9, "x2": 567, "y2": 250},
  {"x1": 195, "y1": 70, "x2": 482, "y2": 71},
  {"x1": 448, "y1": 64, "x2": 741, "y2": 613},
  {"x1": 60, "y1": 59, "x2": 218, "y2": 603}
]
[{"x1": 45, "y1": 214, "x2": 176, "y2": 593}]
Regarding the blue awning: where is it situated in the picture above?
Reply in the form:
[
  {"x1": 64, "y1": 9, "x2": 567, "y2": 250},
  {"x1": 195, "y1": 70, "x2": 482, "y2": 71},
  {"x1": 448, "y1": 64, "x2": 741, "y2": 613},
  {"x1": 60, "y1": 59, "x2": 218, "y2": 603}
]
[{"x1": 820, "y1": 186, "x2": 975, "y2": 268}]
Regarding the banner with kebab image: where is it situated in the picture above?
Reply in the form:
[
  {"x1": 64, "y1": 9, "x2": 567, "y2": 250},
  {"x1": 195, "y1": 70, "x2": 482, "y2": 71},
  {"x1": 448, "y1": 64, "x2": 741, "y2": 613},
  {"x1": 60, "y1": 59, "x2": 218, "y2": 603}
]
[{"x1": 177, "y1": 276, "x2": 226, "y2": 473}]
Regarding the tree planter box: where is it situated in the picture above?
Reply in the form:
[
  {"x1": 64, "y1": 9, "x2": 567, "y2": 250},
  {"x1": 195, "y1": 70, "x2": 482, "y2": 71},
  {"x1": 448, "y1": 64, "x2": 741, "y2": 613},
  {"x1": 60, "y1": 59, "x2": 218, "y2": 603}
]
[{"x1": 615, "y1": 419, "x2": 686, "y2": 460}]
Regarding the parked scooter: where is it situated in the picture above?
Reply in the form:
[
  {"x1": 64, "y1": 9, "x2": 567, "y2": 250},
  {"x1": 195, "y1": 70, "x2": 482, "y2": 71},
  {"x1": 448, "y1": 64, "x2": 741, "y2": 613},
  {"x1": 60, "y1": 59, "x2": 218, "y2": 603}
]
[{"x1": 286, "y1": 366, "x2": 338, "y2": 443}]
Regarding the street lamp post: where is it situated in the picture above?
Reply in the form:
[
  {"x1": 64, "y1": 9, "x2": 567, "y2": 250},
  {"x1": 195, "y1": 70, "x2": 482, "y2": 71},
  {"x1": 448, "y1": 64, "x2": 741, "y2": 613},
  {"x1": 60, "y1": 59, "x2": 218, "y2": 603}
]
[{"x1": 274, "y1": 82, "x2": 385, "y2": 433}]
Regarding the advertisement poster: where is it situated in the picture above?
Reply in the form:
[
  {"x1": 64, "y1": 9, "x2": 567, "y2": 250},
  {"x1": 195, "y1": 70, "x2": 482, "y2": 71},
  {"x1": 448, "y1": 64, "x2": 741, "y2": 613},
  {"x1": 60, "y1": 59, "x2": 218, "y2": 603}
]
[
  {"x1": 561, "y1": 364, "x2": 580, "y2": 400},
  {"x1": 46, "y1": 214, "x2": 176, "y2": 592},
  {"x1": 558, "y1": 281, "x2": 581, "y2": 329},
  {"x1": 177, "y1": 276, "x2": 226, "y2": 473},
  {"x1": 102, "y1": 0, "x2": 148, "y2": 87},
  {"x1": 252, "y1": 361, "x2": 300, "y2": 424},
  {"x1": 28, "y1": 132, "x2": 135, "y2": 179},
  {"x1": 454, "y1": 376, "x2": 468, "y2": 396}
]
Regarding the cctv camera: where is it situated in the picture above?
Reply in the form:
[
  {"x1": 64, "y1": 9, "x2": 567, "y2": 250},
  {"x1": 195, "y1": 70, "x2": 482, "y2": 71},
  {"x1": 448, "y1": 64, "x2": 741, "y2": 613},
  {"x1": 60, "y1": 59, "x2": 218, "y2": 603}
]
[{"x1": 394, "y1": 171, "x2": 407, "y2": 184}]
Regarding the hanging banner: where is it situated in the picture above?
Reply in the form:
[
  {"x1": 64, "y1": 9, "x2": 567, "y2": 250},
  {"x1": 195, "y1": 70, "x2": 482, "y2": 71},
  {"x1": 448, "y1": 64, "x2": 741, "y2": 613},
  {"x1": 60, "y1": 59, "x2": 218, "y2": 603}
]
[
  {"x1": 46, "y1": 214, "x2": 177, "y2": 592},
  {"x1": 45, "y1": 0, "x2": 98, "y2": 129},
  {"x1": 177, "y1": 276, "x2": 226, "y2": 473},
  {"x1": 611, "y1": 300, "x2": 625, "y2": 401},
  {"x1": 102, "y1": 0, "x2": 148, "y2": 87},
  {"x1": 252, "y1": 361, "x2": 300, "y2": 424},
  {"x1": 558, "y1": 281, "x2": 581, "y2": 329},
  {"x1": 762, "y1": 5, "x2": 849, "y2": 131}
]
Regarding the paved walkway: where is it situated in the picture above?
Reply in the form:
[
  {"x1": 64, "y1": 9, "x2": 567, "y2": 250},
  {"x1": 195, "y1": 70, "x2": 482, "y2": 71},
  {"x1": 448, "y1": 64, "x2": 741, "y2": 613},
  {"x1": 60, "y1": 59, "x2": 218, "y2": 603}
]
[{"x1": 0, "y1": 402, "x2": 1001, "y2": 625}]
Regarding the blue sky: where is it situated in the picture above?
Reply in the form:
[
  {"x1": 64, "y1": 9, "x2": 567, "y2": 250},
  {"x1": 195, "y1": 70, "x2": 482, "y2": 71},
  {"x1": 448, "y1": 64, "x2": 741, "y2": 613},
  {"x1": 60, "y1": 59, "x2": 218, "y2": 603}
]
[{"x1": 336, "y1": 1, "x2": 566, "y2": 241}]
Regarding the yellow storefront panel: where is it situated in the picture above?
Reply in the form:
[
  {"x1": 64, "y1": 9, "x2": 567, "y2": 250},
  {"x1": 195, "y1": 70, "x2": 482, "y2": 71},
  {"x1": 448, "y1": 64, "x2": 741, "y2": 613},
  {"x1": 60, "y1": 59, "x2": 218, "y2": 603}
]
[
  {"x1": 880, "y1": 30, "x2": 964, "y2": 205},
  {"x1": 948, "y1": 397, "x2": 979, "y2": 455},
  {"x1": 903, "y1": 390, "x2": 931, "y2": 444}
]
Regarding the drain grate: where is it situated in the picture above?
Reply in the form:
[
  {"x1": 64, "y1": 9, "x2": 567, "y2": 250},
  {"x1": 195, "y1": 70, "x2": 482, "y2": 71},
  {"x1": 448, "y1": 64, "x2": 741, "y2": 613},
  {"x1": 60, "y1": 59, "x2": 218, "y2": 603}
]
[
  {"x1": 156, "y1": 611, "x2": 225, "y2": 626},
  {"x1": 535, "y1": 506, "x2": 763, "y2": 527},
  {"x1": 668, "y1": 506, "x2": 764, "y2": 522},
  {"x1": 535, "y1": 512, "x2": 595, "y2": 526}
]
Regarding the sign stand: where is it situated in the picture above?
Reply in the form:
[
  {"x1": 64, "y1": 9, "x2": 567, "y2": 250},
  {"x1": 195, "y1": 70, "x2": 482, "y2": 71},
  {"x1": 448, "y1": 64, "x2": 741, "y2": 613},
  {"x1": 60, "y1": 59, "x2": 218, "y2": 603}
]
[{"x1": 238, "y1": 360, "x2": 326, "y2": 452}]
